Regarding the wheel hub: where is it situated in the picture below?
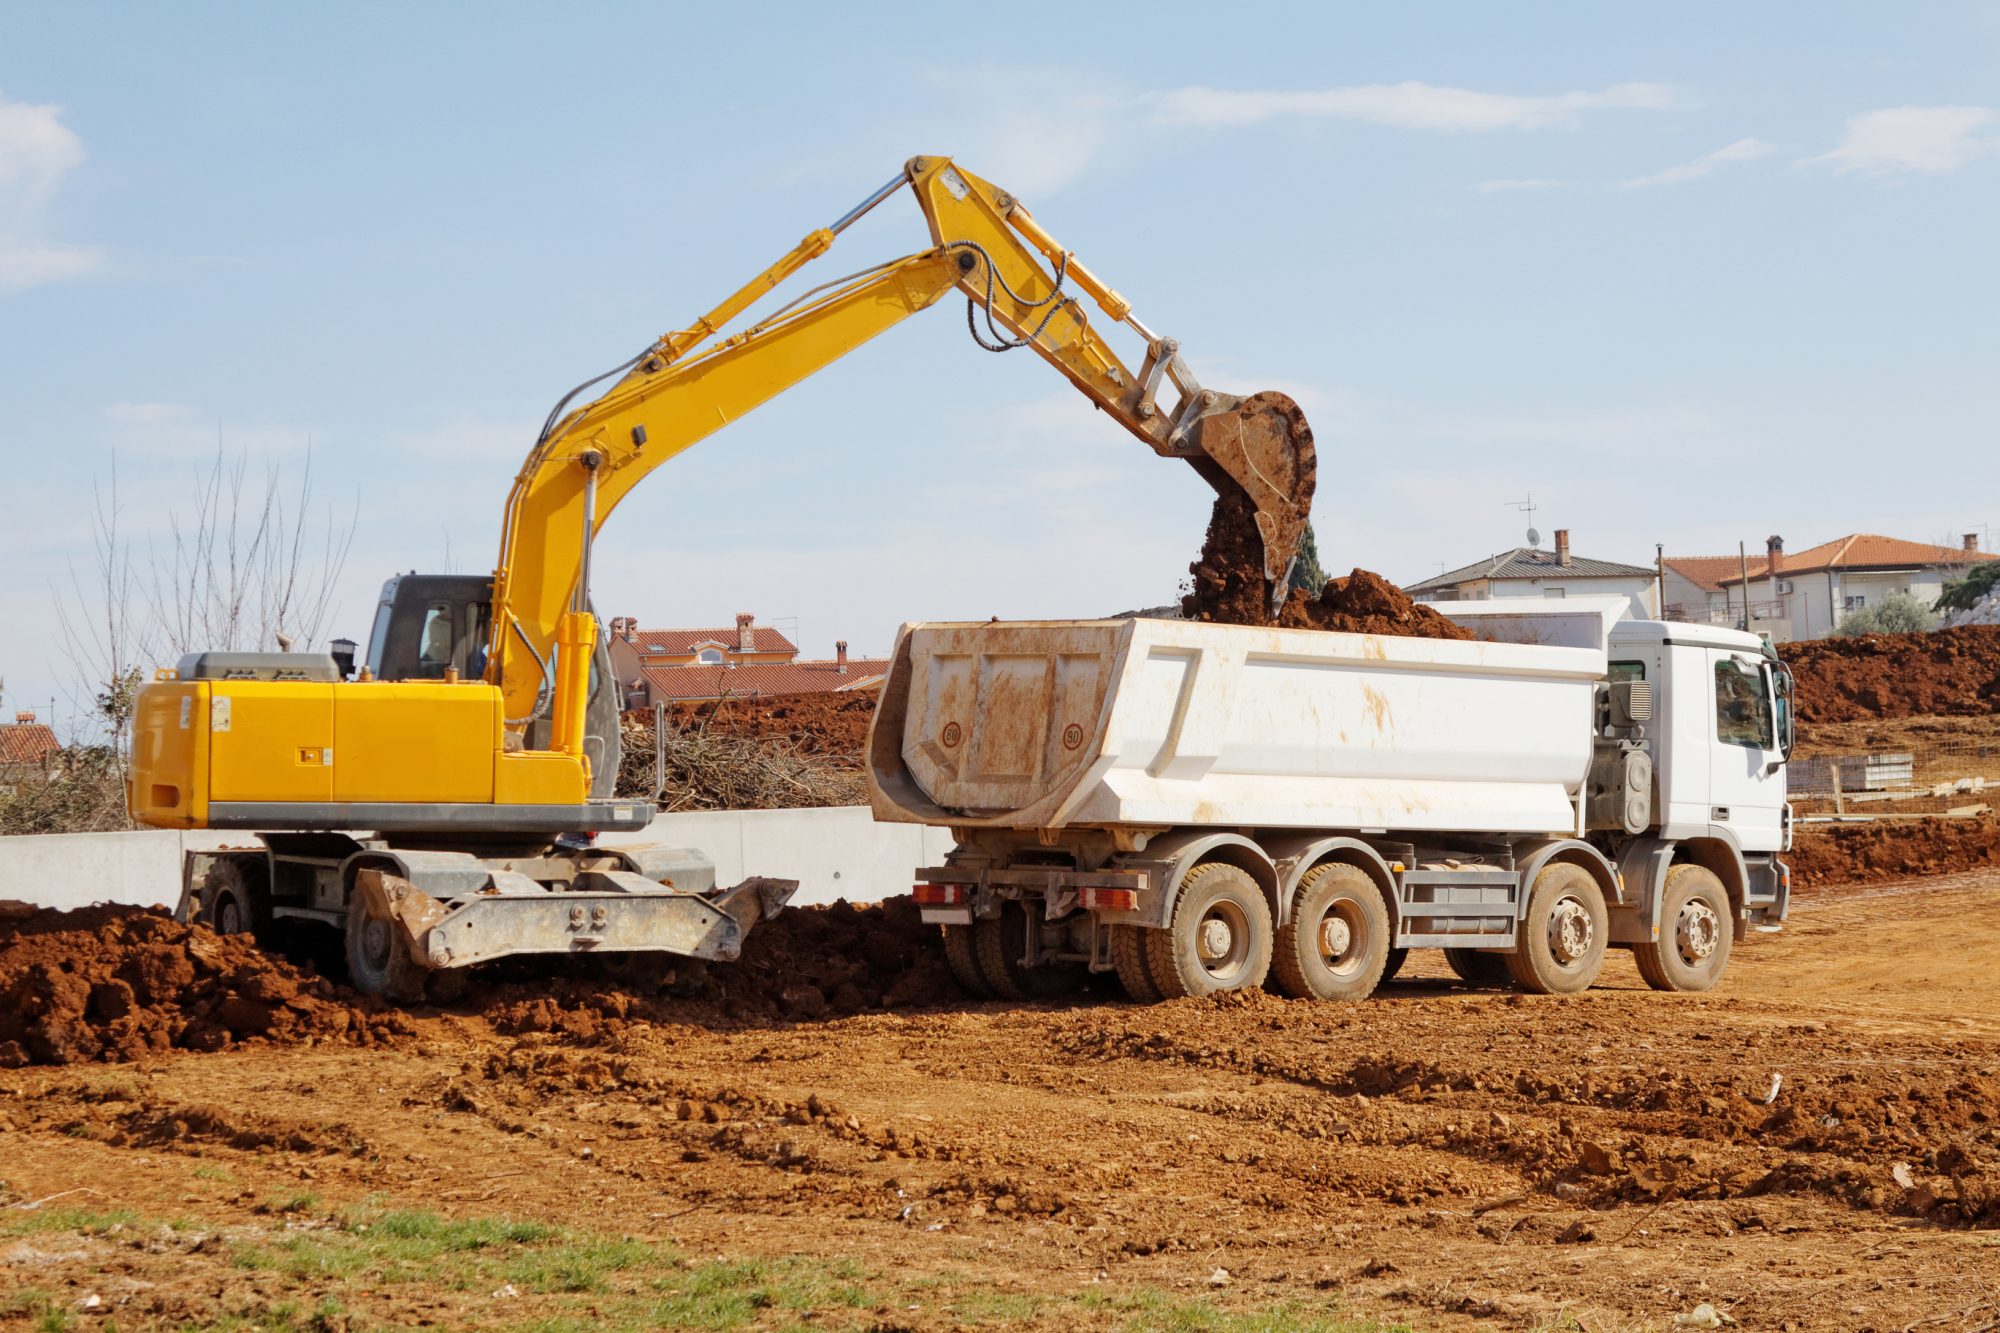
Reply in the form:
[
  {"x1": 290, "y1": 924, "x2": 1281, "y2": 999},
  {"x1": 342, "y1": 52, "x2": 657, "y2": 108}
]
[
  {"x1": 1547, "y1": 896, "x2": 1595, "y2": 964},
  {"x1": 359, "y1": 916, "x2": 392, "y2": 972},
  {"x1": 1198, "y1": 917, "x2": 1235, "y2": 963},
  {"x1": 1676, "y1": 899, "x2": 1720, "y2": 965},
  {"x1": 1318, "y1": 915, "x2": 1352, "y2": 959},
  {"x1": 215, "y1": 896, "x2": 242, "y2": 935}
]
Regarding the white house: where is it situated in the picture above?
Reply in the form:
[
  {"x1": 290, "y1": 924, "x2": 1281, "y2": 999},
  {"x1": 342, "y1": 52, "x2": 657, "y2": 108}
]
[
  {"x1": 1405, "y1": 529, "x2": 1659, "y2": 620},
  {"x1": 1710, "y1": 533, "x2": 1994, "y2": 640}
]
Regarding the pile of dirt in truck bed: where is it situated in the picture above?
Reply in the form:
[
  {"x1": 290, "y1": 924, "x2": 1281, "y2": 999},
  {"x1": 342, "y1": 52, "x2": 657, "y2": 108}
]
[
  {"x1": 1787, "y1": 813, "x2": 2000, "y2": 889},
  {"x1": 1181, "y1": 488, "x2": 1474, "y2": 640},
  {"x1": 1782, "y1": 624, "x2": 2000, "y2": 723},
  {"x1": 0, "y1": 904, "x2": 411, "y2": 1067},
  {"x1": 665, "y1": 690, "x2": 878, "y2": 762}
]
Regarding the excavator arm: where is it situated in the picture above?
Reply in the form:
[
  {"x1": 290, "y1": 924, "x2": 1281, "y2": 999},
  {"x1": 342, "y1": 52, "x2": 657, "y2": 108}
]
[{"x1": 488, "y1": 154, "x2": 1316, "y2": 745}]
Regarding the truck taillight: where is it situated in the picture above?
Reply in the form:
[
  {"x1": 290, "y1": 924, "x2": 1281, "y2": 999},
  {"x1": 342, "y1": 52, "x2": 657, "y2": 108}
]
[
  {"x1": 1081, "y1": 887, "x2": 1138, "y2": 912},
  {"x1": 913, "y1": 883, "x2": 969, "y2": 906}
]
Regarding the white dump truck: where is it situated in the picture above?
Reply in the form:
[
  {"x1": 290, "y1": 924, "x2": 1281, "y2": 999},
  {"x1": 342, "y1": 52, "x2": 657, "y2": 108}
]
[{"x1": 866, "y1": 598, "x2": 1793, "y2": 1001}]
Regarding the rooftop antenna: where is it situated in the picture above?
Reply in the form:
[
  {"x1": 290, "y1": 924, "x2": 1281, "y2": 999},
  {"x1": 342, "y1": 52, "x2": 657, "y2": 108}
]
[{"x1": 1509, "y1": 494, "x2": 1540, "y2": 549}]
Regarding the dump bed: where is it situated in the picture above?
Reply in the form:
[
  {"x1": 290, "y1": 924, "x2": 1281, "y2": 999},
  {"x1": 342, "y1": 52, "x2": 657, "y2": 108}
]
[{"x1": 867, "y1": 618, "x2": 1606, "y2": 835}]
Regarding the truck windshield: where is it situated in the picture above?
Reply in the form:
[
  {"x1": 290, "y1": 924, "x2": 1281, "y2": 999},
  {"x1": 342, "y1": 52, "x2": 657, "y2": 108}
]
[{"x1": 1715, "y1": 658, "x2": 1774, "y2": 750}]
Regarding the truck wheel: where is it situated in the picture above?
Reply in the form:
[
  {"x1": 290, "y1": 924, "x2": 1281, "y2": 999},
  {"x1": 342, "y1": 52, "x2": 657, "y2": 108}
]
[
  {"x1": 344, "y1": 891, "x2": 429, "y2": 1004},
  {"x1": 1145, "y1": 863, "x2": 1273, "y2": 998},
  {"x1": 942, "y1": 924, "x2": 993, "y2": 998},
  {"x1": 1635, "y1": 865, "x2": 1733, "y2": 992},
  {"x1": 1506, "y1": 863, "x2": 1608, "y2": 995},
  {"x1": 1110, "y1": 925, "x2": 1164, "y2": 1003},
  {"x1": 1381, "y1": 947, "x2": 1409, "y2": 982},
  {"x1": 1444, "y1": 948, "x2": 1512, "y2": 987},
  {"x1": 198, "y1": 857, "x2": 268, "y2": 940},
  {"x1": 1271, "y1": 863, "x2": 1388, "y2": 1001},
  {"x1": 974, "y1": 901, "x2": 1086, "y2": 1000}
]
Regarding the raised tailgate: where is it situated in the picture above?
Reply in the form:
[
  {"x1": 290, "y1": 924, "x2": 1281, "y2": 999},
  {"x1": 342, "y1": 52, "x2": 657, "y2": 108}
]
[{"x1": 898, "y1": 622, "x2": 1126, "y2": 815}]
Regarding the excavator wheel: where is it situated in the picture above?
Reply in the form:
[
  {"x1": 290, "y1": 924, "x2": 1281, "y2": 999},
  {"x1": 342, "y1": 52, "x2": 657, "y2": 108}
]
[
  {"x1": 1110, "y1": 925, "x2": 1165, "y2": 1003},
  {"x1": 942, "y1": 924, "x2": 992, "y2": 999},
  {"x1": 1444, "y1": 947, "x2": 1513, "y2": 988},
  {"x1": 344, "y1": 886, "x2": 431, "y2": 1004},
  {"x1": 198, "y1": 856, "x2": 270, "y2": 941},
  {"x1": 973, "y1": 901, "x2": 1087, "y2": 1000}
]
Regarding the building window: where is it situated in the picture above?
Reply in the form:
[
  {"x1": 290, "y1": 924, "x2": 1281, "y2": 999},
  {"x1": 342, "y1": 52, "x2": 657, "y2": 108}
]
[
  {"x1": 1843, "y1": 595, "x2": 1866, "y2": 612},
  {"x1": 1715, "y1": 659, "x2": 1774, "y2": 750},
  {"x1": 696, "y1": 648, "x2": 725, "y2": 665}
]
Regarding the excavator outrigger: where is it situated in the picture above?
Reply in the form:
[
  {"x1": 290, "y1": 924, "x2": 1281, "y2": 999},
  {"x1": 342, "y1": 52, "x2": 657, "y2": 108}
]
[{"x1": 126, "y1": 154, "x2": 1317, "y2": 998}]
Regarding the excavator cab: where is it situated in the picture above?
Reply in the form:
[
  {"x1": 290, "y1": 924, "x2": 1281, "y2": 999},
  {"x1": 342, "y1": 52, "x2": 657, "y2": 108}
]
[{"x1": 360, "y1": 573, "x2": 623, "y2": 798}]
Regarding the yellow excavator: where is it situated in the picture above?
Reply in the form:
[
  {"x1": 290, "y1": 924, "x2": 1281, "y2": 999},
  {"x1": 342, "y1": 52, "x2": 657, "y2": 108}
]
[{"x1": 126, "y1": 154, "x2": 1317, "y2": 998}]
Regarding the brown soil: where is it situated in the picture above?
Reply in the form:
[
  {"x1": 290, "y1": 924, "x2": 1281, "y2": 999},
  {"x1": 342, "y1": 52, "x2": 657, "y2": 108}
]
[
  {"x1": 0, "y1": 897, "x2": 957, "y2": 1070},
  {"x1": 5, "y1": 872, "x2": 1999, "y2": 1331},
  {"x1": 1788, "y1": 813, "x2": 2000, "y2": 888},
  {"x1": 0, "y1": 904, "x2": 414, "y2": 1068},
  {"x1": 1182, "y1": 488, "x2": 1474, "y2": 641},
  {"x1": 1783, "y1": 624, "x2": 2000, "y2": 723},
  {"x1": 659, "y1": 690, "x2": 880, "y2": 763},
  {"x1": 1794, "y1": 710, "x2": 2000, "y2": 758}
]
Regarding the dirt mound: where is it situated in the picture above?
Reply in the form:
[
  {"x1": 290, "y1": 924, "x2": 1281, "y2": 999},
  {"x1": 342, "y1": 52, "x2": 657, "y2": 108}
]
[
  {"x1": 466, "y1": 897, "x2": 960, "y2": 1042},
  {"x1": 0, "y1": 904, "x2": 409, "y2": 1068},
  {"x1": 1181, "y1": 489, "x2": 1473, "y2": 641},
  {"x1": 665, "y1": 691, "x2": 879, "y2": 763},
  {"x1": 1788, "y1": 814, "x2": 2000, "y2": 889},
  {"x1": 1783, "y1": 624, "x2": 2000, "y2": 723}
]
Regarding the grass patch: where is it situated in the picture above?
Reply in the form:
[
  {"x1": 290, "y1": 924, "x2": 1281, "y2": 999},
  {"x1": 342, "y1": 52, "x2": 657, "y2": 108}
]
[{"x1": 2, "y1": 1207, "x2": 141, "y2": 1236}]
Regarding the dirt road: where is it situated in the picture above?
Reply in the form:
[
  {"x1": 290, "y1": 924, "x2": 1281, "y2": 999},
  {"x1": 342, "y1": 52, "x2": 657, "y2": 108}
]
[{"x1": 4, "y1": 873, "x2": 1998, "y2": 1331}]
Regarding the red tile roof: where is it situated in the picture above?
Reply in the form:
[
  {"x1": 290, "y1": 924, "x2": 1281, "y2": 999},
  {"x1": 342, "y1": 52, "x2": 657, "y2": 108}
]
[
  {"x1": 1717, "y1": 534, "x2": 1995, "y2": 586},
  {"x1": 640, "y1": 657, "x2": 891, "y2": 702},
  {"x1": 1662, "y1": 555, "x2": 1749, "y2": 593},
  {"x1": 0, "y1": 722, "x2": 60, "y2": 767},
  {"x1": 627, "y1": 626, "x2": 797, "y2": 656}
]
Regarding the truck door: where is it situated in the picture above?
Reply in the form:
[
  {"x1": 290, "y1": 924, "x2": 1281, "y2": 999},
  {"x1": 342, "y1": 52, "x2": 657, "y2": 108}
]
[{"x1": 1708, "y1": 651, "x2": 1785, "y2": 851}]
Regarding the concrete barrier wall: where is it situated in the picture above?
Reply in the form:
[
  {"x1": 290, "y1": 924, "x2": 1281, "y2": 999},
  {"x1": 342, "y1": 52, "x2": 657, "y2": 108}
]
[{"x1": 0, "y1": 809, "x2": 952, "y2": 913}]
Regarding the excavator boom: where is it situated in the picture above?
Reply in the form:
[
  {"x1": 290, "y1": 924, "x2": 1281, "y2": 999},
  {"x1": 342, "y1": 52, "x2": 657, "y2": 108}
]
[{"x1": 490, "y1": 155, "x2": 1317, "y2": 736}]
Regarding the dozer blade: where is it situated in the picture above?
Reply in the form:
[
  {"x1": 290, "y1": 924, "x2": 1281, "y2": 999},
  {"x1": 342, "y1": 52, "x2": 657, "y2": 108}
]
[{"x1": 1176, "y1": 390, "x2": 1318, "y2": 611}]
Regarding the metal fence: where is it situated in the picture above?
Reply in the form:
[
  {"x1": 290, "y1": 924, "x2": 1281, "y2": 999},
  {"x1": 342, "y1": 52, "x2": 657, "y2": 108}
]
[{"x1": 1789, "y1": 738, "x2": 2000, "y2": 814}]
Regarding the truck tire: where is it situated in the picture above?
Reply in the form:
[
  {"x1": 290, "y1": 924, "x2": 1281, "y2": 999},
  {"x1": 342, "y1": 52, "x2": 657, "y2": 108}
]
[
  {"x1": 1271, "y1": 863, "x2": 1388, "y2": 1001},
  {"x1": 1506, "y1": 862, "x2": 1609, "y2": 995},
  {"x1": 942, "y1": 924, "x2": 992, "y2": 998},
  {"x1": 1634, "y1": 865, "x2": 1733, "y2": 992},
  {"x1": 1381, "y1": 947, "x2": 1408, "y2": 982},
  {"x1": 974, "y1": 901, "x2": 1086, "y2": 1000},
  {"x1": 1444, "y1": 947, "x2": 1512, "y2": 987},
  {"x1": 1110, "y1": 925, "x2": 1164, "y2": 1003},
  {"x1": 1145, "y1": 862, "x2": 1273, "y2": 998},
  {"x1": 344, "y1": 889, "x2": 430, "y2": 1004},
  {"x1": 198, "y1": 856, "x2": 269, "y2": 940}
]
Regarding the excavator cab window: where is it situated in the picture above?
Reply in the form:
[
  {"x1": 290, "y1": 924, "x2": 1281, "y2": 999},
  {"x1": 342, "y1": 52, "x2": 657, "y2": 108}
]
[{"x1": 416, "y1": 603, "x2": 455, "y2": 678}]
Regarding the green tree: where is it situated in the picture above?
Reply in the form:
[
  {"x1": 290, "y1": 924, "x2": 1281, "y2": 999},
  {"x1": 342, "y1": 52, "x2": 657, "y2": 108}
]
[
  {"x1": 1936, "y1": 561, "x2": 2000, "y2": 614},
  {"x1": 1833, "y1": 591, "x2": 1939, "y2": 637},
  {"x1": 1288, "y1": 521, "x2": 1327, "y2": 594}
]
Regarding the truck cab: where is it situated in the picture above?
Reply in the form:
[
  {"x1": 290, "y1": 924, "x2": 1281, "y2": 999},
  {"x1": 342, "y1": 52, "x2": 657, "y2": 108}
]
[{"x1": 1606, "y1": 620, "x2": 1794, "y2": 855}]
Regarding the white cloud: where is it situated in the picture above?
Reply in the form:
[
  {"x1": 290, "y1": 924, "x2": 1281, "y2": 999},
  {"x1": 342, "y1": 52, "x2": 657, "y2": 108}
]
[
  {"x1": 1148, "y1": 81, "x2": 1677, "y2": 132},
  {"x1": 0, "y1": 88, "x2": 99, "y2": 292},
  {"x1": 1475, "y1": 178, "x2": 1563, "y2": 194},
  {"x1": 1812, "y1": 105, "x2": 1996, "y2": 175},
  {"x1": 1623, "y1": 136, "x2": 1778, "y2": 188}
]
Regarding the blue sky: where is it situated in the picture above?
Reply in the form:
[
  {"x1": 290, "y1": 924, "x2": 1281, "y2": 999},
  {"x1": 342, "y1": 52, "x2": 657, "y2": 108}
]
[{"x1": 3, "y1": 2, "x2": 1997, "y2": 726}]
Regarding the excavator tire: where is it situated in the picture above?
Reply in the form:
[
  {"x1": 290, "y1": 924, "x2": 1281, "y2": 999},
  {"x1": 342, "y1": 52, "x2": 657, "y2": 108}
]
[
  {"x1": 942, "y1": 924, "x2": 992, "y2": 998},
  {"x1": 344, "y1": 887, "x2": 431, "y2": 1005},
  {"x1": 198, "y1": 855, "x2": 270, "y2": 942},
  {"x1": 1444, "y1": 947, "x2": 1512, "y2": 987},
  {"x1": 974, "y1": 901, "x2": 1086, "y2": 1000},
  {"x1": 1110, "y1": 925, "x2": 1165, "y2": 1003}
]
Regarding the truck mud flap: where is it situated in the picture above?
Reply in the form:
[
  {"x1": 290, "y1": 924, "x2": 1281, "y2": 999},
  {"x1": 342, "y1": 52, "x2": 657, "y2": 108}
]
[{"x1": 399, "y1": 874, "x2": 796, "y2": 970}]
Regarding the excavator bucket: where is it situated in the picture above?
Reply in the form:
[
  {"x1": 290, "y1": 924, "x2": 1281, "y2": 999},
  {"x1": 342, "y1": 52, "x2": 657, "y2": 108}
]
[{"x1": 1177, "y1": 390, "x2": 1318, "y2": 609}]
